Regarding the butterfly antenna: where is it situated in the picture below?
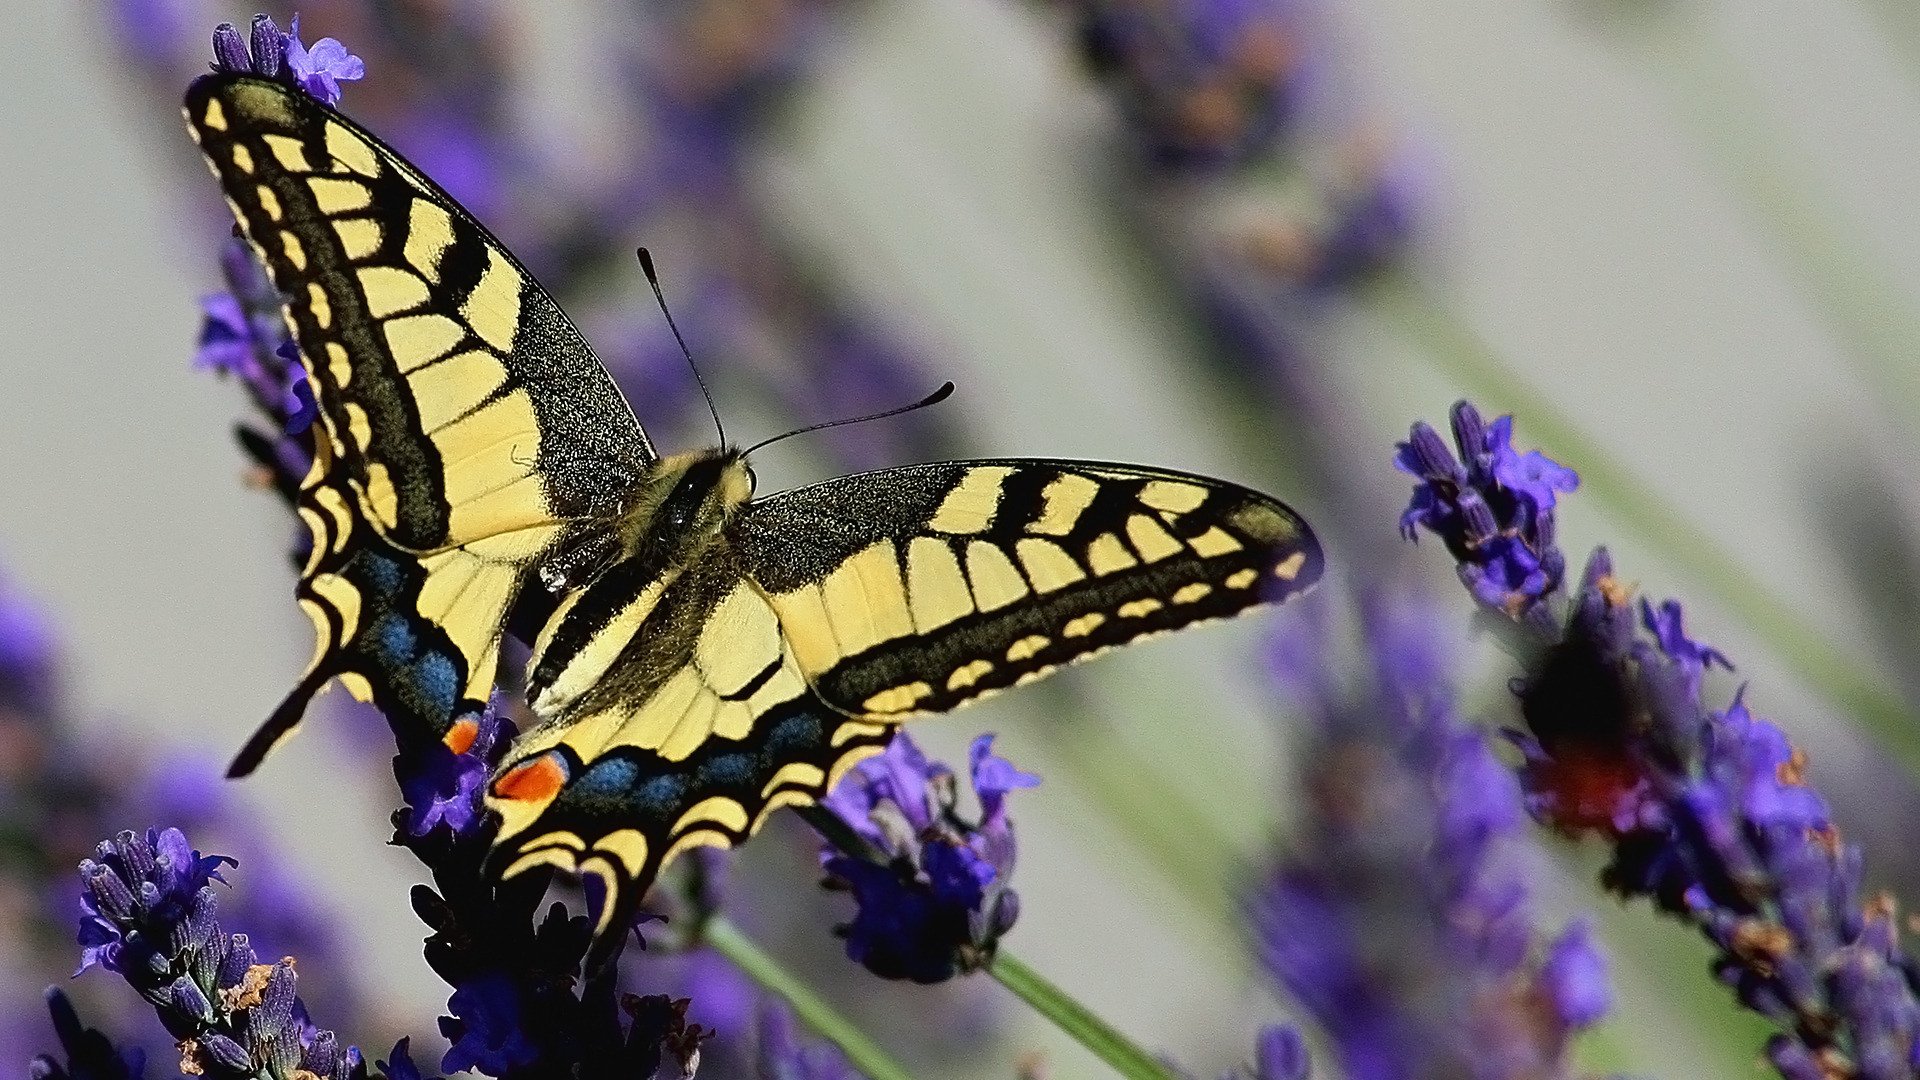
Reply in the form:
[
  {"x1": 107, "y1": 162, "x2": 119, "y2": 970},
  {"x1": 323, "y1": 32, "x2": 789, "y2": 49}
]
[
  {"x1": 637, "y1": 247, "x2": 726, "y2": 447},
  {"x1": 741, "y1": 382, "x2": 956, "y2": 458}
]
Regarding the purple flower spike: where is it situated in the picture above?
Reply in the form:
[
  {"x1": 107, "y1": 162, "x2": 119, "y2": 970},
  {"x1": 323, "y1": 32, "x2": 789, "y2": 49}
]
[
  {"x1": 69, "y1": 824, "x2": 363, "y2": 1080},
  {"x1": 1401, "y1": 404, "x2": 1920, "y2": 1077},
  {"x1": 820, "y1": 731, "x2": 1035, "y2": 982}
]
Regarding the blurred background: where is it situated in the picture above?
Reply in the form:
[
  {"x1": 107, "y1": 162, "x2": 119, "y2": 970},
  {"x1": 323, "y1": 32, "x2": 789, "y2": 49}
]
[{"x1": 4, "y1": 0, "x2": 1920, "y2": 1076}]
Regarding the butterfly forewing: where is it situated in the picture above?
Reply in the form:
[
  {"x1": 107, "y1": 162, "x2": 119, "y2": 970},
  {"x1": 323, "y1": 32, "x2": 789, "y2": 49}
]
[
  {"x1": 184, "y1": 74, "x2": 651, "y2": 555},
  {"x1": 732, "y1": 460, "x2": 1324, "y2": 718}
]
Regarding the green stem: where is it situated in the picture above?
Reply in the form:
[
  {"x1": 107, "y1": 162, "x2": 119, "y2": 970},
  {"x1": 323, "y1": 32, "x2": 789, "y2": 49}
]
[
  {"x1": 1363, "y1": 270, "x2": 1920, "y2": 774},
  {"x1": 988, "y1": 949, "x2": 1179, "y2": 1080},
  {"x1": 702, "y1": 915, "x2": 917, "y2": 1080}
]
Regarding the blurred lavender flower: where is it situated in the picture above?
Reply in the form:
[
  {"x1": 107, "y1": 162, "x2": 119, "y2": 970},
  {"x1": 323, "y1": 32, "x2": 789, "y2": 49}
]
[
  {"x1": 1055, "y1": 0, "x2": 1421, "y2": 528},
  {"x1": 1171, "y1": 1023, "x2": 1313, "y2": 1080},
  {"x1": 819, "y1": 733, "x2": 1038, "y2": 983},
  {"x1": 756, "y1": 1002, "x2": 862, "y2": 1080},
  {"x1": 1253, "y1": 601, "x2": 1609, "y2": 1078},
  {"x1": 1403, "y1": 399, "x2": 1920, "y2": 1078},
  {"x1": 72, "y1": 825, "x2": 365, "y2": 1080},
  {"x1": 28, "y1": 989, "x2": 146, "y2": 1080},
  {"x1": 0, "y1": 565, "x2": 57, "y2": 713},
  {"x1": 1069, "y1": 0, "x2": 1307, "y2": 168}
]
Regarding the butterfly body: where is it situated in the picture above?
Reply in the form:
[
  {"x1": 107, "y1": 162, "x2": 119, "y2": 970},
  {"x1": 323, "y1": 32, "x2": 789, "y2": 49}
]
[{"x1": 185, "y1": 73, "x2": 1324, "y2": 955}]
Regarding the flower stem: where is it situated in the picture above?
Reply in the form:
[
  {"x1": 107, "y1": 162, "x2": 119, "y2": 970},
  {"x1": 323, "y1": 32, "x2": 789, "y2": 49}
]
[
  {"x1": 701, "y1": 915, "x2": 917, "y2": 1080},
  {"x1": 987, "y1": 949, "x2": 1178, "y2": 1080},
  {"x1": 1361, "y1": 268, "x2": 1920, "y2": 776}
]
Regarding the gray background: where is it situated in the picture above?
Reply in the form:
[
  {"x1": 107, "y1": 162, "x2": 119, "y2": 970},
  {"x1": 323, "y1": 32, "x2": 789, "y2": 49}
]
[{"x1": 5, "y1": 0, "x2": 1919, "y2": 1075}]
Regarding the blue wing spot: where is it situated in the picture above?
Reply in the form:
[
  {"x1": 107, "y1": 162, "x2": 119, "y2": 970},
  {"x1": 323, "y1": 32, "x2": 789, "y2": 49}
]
[
  {"x1": 632, "y1": 773, "x2": 689, "y2": 818},
  {"x1": 411, "y1": 652, "x2": 459, "y2": 715},
  {"x1": 575, "y1": 756, "x2": 639, "y2": 796},
  {"x1": 697, "y1": 753, "x2": 753, "y2": 790},
  {"x1": 374, "y1": 612, "x2": 416, "y2": 659},
  {"x1": 359, "y1": 551, "x2": 407, "y2": 591},
  {"x1": 761, "y1": 711, "x2": 823, "y2": 757}
]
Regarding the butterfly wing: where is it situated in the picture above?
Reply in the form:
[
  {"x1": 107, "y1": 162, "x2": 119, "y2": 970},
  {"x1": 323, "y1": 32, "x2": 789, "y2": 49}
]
[
  {"x1": 233, "y1": 438, "x2": 527, "y2": 774},
  {"x1": 186, "y1": 74, "x2": 656, "y2": 771},
  {"x1": 184, "y1": 74, "x2": 653, "y2": 555},
  {"x1": 732, "y1": 460, "x2": 1324, "y2": 718},
  {"x1": 483, "y1": 547, "x2": 889, "y2": 959}
]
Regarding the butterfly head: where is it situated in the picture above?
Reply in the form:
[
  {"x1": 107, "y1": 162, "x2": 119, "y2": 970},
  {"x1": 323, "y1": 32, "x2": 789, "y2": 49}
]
[{"x1": 618, "y1": 447, "x2": 755, "y2": 568}]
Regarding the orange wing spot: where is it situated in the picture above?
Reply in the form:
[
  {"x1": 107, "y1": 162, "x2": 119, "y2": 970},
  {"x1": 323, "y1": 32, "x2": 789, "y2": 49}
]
[
  {"x1": 492, "y1": 752, "x2": 568, "y2": 803},
  {"x1": 443, "y1": 716, "x2": 480, "y2": 755}
]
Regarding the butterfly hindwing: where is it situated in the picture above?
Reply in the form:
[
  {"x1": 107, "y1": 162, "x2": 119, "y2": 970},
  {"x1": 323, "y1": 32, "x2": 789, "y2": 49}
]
[
  {"x1": 485, "y1": 547, "x2": 891, "y2": 953},
  {"x1": 184, "y1": 74, "x2": 652, "y2": 554},
  {"x1": 233, "y1": 439, "x2": 516, "y2": 775},
  {"x1": 732, "y1": 460, "x2": 1325, "y2": 718}
]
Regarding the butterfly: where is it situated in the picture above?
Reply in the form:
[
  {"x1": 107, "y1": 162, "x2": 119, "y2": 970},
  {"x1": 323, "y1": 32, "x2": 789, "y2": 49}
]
[{"x1": 185, "y1": 72, "x2": 1324, "y2": 963}]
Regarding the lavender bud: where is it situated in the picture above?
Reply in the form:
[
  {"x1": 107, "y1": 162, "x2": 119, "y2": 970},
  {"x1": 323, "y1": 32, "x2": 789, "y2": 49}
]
[
  {"x1": 216, "y1": 933, "x2": 255, "y2": 988},
  {"x1": 1457, "y1": 492, "x2": 1499, "y2": 545},
  {"x1": 989, "y1": 889, "x2": 1020, "y2": 938},
  {"x1": 84, "y1": 863, "x2": 135, "y2": 922},
  {"x1": 203, "y1": 1034, "x2": 254, "y2": 1073},
  {"x1": 137, "y1": 879, "x2": 162, "y2": 916},
  {"x1": 211, "y1": 22, "x2": 250, "y2": 73},
  {"x1": 1765, "y1": 1035, "x2": 1827, "y2": 1080},
  {"x1": 304, "y1": 1030, "x2": 339, "y2": 1076},
  {"x1": 113, "y1": 830, "x2": 155, "y2": 881},
  {"x1": 248, "y1": 15, "x2": 285, "y2": 78},
  {"x1": 1449, "y1": 400, "x2": 1488, "y2": 462},
  {"x1": 1401, "y1": 422, "x2": 1459, "y2": 481},
  {"x1": 256, "y1": 959, "x2": 298, "y2": 1032},
  {"x1": 167, "y1": 976, "x2": 216, "y2": 1023}
]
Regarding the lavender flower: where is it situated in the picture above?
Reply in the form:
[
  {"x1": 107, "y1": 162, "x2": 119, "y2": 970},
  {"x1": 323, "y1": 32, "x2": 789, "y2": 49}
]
[
  {"x1": 1252, "y1": 601, "x2": 1610, "y2": 1079},
  {"x1": 1403, "y1": 399, "x2": 1920, "y2": 1078},
  {"x1": 72, "y1": 825, "x2": 364, "y2": 1080},
  {"x1": 28, "y1": 990, "x2": 146, "y2": 1080},
  {"x1": 283, "y1": 17, "x2": 366, "y2": 107},
  {"x1": 819, "y1": 733, "x2": 1038, "y2": 983},
  {"x1": 399, "y1": 702, "x2": 511, "y2": 840},
  {"x1": 209, "y1": 15, "x2": 362, "y2": 105},
  {"x1": 1395, "y1": 401, "x2": 1578, "y2": 624}
]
